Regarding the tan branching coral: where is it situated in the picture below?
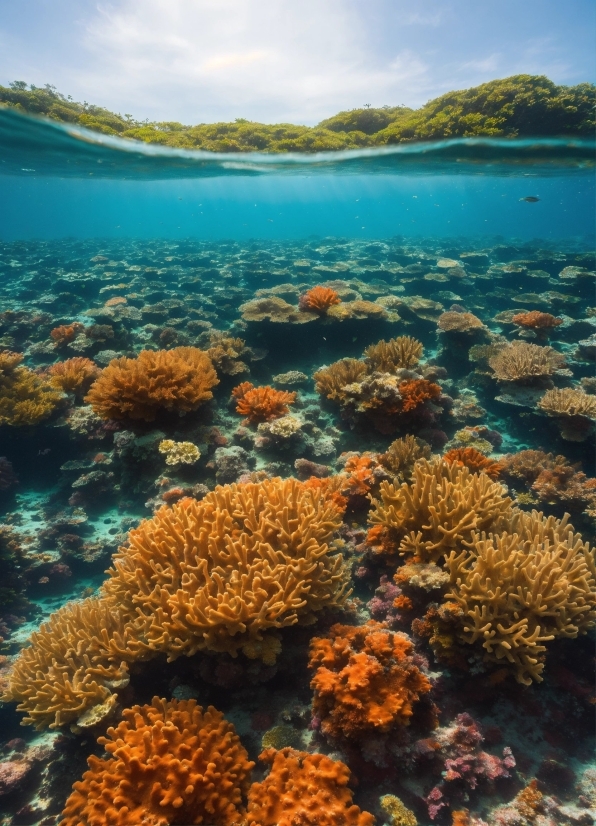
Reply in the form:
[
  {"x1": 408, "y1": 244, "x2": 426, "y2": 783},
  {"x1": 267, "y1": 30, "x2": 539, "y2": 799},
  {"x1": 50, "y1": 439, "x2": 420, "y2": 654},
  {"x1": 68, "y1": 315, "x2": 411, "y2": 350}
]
[
  {"x1": 62, "y1": 698, "x2": 254, "y2": 826},
  {"x1": 85, "y1": 347, "x2": 218, "y2": 421},
  {"x1": 0, "y1": 351, "x2": 61, "y2": 426},
  {"x1": 368, "y1": 459, "x2": 512, "y2": 563},
  {"x1": 437, "y1": 312, "x2": 485, "y2": 333},
  {"x1": 314, "y1": 359, "x2": 367, "y2": 402},
  {"x1": 378, "y1": 435, "x2": 432, "y2": 481},
  {"x1": 2, "y1": 597, "x2": 140, "y2": 730},
  {"x1": 103, "y1": 478, "x2": 350, "y2": 664},
  {"x1": 48, "y1": 357, "x2": 101, "y2": 397},
  {"x1": 205, "y1": 332, "x2": 251, "y2": 376},
  {"x1": 488, "y1": 341, "x2": 566, "y2": 382},
  {"x1": 537, "y1": 388, "x2": 596, "y2": 441},
  {"x1": 445, "y1": 510, "x2": 596, "y2": 684},
  {"x1": 364, "y1": 336, "x2": 423, "y2": 372}
]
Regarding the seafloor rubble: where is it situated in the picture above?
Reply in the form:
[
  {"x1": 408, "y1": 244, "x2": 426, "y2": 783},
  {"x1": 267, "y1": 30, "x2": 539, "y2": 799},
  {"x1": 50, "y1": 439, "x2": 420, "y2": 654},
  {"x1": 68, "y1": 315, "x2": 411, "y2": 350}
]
[{"x1": 0, "y1": 235, "x2": 594, "y2": 826}]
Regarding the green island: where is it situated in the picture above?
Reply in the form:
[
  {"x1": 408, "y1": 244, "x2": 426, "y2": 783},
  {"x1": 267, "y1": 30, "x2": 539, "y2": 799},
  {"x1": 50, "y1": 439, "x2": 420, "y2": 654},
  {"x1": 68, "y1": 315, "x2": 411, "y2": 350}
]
[{"x1": 1, "y1": 74, "x2": 594, "y2": 152}]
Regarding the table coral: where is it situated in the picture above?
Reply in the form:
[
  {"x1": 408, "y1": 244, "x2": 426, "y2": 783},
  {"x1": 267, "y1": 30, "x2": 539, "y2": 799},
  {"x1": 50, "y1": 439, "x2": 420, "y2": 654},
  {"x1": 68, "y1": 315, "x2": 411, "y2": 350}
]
[
  {"x1": 364, "y1": 336, "x2": 423, "y2": 371},
  {"x1": 0, "y1": 350, "x2": 62, "y2": 425},
  {"x1": 103, "y1": 478, "x2": 350, "y2": 663},
  {"x1": 437, "y1": 312, "x2": 485, "y2": 333},
  {"x1": 309, "y1": 621, "x2": 432, "y2": 740},
  {"x1": 2, "y1": 597, "x2": 139, "y2": 730},
  {"x1": 299, "y1": 285, "x2": 342, "y2": 313},
  {"x1": 245, "y1": 747, "x2": 375, "y2": 826},
  {"x1": 537, "y1": 387, "x2": 596, "y2": 441},
  {"x1": 368, "y1": 458, "x2": 512, "y2": 563},
  {"x1": 488, "y1": 341, "x2": 566, "y2": 382},
  {"x1": 232, "y1": 381, "x2": 297, "y2": 424},
  {"x1": 85, "y1": 347, "x2": 218, "y2": 421},
  {"x1": 61, "y1": 697, "x2": 253, "y2": 826},
  {"x1": 445, "y1": 510, "x2": 596, "y2": 684},
  {"x1": 443, "y1": 447, "x2": 503, "y2": 480},
  {"x1": 48, "y1": 356, "x2": 101, "y2": 397},
  {"x1": 511, "y1": 310, "x2": 563, "y2": 330}
]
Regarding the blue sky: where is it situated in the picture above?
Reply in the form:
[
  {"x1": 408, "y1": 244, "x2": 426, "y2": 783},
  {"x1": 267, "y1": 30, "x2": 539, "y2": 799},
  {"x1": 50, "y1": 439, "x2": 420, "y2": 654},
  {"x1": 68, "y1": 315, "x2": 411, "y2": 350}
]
[{"x1": 1, "y1": 0, "x2": 594, "y2": 124}]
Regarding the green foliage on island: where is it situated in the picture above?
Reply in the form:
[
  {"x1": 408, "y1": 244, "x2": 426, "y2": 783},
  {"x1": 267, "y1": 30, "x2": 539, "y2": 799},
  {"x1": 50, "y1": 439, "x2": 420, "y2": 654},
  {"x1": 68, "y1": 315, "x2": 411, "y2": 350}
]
[{"x1": 1, "y1": 75, "x2": 593, "y2": 152}]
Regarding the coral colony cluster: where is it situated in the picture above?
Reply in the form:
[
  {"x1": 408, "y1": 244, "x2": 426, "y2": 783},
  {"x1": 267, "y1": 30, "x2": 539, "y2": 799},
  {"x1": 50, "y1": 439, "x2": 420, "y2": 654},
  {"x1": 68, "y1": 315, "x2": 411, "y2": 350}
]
[{"x1": 0, "y1": 235, "x2": 593, "y2": 826}]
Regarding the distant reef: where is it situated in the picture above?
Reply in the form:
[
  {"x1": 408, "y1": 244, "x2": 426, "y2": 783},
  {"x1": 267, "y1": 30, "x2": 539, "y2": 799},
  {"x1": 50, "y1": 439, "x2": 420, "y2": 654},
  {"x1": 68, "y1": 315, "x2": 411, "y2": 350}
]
[{"x1": 0, "y1": 74, "x2": 594, "y2": 152}]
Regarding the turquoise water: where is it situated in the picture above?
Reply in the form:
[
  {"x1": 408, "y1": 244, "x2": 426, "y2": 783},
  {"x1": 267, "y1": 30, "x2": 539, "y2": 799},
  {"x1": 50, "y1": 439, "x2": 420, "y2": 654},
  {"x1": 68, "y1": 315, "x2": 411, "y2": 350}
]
[{"x1": 0, "y1": 108, "x2": 594, "y2": 826}]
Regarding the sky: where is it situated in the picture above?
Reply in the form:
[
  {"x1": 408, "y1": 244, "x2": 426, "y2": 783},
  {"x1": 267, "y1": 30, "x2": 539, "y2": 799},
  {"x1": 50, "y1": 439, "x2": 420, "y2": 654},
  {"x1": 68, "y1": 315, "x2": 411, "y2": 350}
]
[{"x1": 1, "y1": 0, "x2": 594, "y2": 125}]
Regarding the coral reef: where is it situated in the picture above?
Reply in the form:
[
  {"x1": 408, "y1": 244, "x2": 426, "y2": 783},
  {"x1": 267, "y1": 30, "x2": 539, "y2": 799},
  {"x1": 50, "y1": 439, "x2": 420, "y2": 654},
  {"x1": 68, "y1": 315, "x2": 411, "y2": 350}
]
[
  {"x1": 245, "y1": 748, "x2": 375, "y2": 826},
  {"x1": 309, "y1": 620, "x2": 432, "y2": 739},
  {"x1": 368, "y1": 458, "x2": 512, "y2": 562},
  {"x1": 85, "y1": 347, "x2": 218, "y2": 421},
  {"x1": 103, "y1": 478, "x2": 349, "y2": 663},
  {"x1": 61, "y1": 697, "x2": 253, "y2": 826},
  {"x1": 231, "y1": 382, "x2": 297, "y2": 424},
  {"x1": 445, "y1": 510, "x2": 596, "y2": 683}
]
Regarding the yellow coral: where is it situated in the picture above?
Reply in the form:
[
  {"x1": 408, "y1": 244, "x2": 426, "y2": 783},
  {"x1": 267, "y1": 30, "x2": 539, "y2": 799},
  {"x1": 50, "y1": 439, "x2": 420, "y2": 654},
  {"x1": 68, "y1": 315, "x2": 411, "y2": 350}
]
[
  {"x1": 158, "y1": 439, "x2": 201, "y2": 465},
  {"x1": 0, "y1": 350, "x2": 61, "y2": 426},
  {"x1": 1, "y1": 597, "x2": 140, "y2": 730},
  {"x1": 445, "y1": 510, "x2": 596, "y2": 684},
  {"x1": 488, "y1": 341, "x2": 566, "y2": 382},
  {"x1": 62, "y1": 698, "x2": 254, "y2": 826},
  {"x1": 364, "y1": 336, "x2": 423, "y2": 371},
  {"x1": 103, "y1": 478, "x2": 350, "y2": 662},
  {"x1": 368, "y1": 458, "x2": 512, "y2": 563},
  {"x1": 380, "y1": 795, "x2": 418, "y2": 826}
]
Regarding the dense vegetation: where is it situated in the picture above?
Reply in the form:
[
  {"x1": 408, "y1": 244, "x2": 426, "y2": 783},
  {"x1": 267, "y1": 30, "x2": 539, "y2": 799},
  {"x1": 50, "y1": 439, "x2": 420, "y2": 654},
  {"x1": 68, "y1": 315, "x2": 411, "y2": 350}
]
[{"x1": 1, "y1": 75, "x2": 593, "y2": 152}]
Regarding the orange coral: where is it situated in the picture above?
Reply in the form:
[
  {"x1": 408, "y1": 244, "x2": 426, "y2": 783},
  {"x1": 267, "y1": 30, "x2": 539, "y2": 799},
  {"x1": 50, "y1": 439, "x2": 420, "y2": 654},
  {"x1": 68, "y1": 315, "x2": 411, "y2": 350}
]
[
  {"x1": 48, "y1": 357, "x2": 101, "y2": 397},
  {"x1": 104, "y1": 296, "x2": 127, "y2": 307},
  {"x1": 512, "y1": 311, "x2": 563, "y2": 329},
  {"x1": 342, "y1": 454, "x2": 379, "y2": 496},
  {"x1": 246, "y1": 748, "x2": 375, "y2": 826},
  {"x1": 443, "y1": 447, "x2": 503, "y2": 480},
  {"x1": 398, "y1": 379, "x2": 441, "y2": 412},
  {"x1": 85, "y1": 347, "x2": 218, "y2": 421},
  {"x1": 61, "y1": 697, "x2": 254, "y2": 826},
  {"x1": 309, "y1": 621, "x2": 432, "y2": 739},
  {"x1": 299, "y1": 285, "x2": 341, "y2": 314},
  {"x1": 302, "y1": 476, "x2": 348, "y2": 511},
  {"x1": 50, "y1": 323, "x2": 84, "y2": 345},
  {"x1": 232, "y1": 382, "x2": 296, "y2": 424}
]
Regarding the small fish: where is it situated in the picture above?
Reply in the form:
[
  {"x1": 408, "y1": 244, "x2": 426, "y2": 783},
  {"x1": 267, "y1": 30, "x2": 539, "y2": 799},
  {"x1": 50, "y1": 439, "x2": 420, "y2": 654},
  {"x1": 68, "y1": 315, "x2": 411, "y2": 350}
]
[
  {"x1": 519, "y1": 196, "x2": 540, "y2": 203},
  {"x1": 38, "y1": 448, "x2": 51, "y2": 456}
]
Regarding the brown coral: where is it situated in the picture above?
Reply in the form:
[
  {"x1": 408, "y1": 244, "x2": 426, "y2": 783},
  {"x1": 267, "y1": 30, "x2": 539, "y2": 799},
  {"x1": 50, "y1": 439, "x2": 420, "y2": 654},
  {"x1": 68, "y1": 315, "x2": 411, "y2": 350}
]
[
  {"x1": 368, "y1": 459, "x2": 512, "y2": 563},
  {"x1": 85, "y1": 347, "x2": 218, "y2": 422},
  {"x1": 239, "y1": 296, "x2": 312, "y2": 324},
  {"x1": 488, "y1": 341, "x2": 566, "y2": 382},
  {"x1": 378, "y1": 435, "x2": 432, "y2": 481},
  {"x1": 0, "y1": 351, "x2": 61, "y2": 426},
  {"x1": 500, "y1": 449, "x2": 568, "y2": 485},
  {"x1": 231, "y1": 382, "x2": 296, "y2": 424},
  {"x1": 364, "y1": 336, "x2": 423, "y2": 372},
  {"x1": 48, "y1": 357, "x2": 101, "y2": 397},
  {"x1": 309, "y1": 621, "x2": 432, "y2": 739},
  {"x1": 314, "y1": 358, "x2": 368, "y2": 402},
  {"x1": 246, "y1": 748, "x2": 375, "y2": 826},
  {"x1": 511, "y1": 311, "x2": 563, "y2": 329},
  {"x1": 2, "y1": 597, "x2": 138, "y2": 730},
  {"x1": 437, "y1": 312, "x2": 484, "y2": 333},
  {"x1": 443, "y1": 448, "x2": 503, "y2": 480},
  {"x1": 103, "y1": 478, "x2": 349, "y2": 664},
  {"x1": 445, "y1": 510, "x2": 596, "y2": 684},
  {"x1": 62, "y1": 698, "x2": 254, "y2": 826},
  {"x1": 50, "y1": 323, "x2": 84, "y2": 345},
  {"x1": 299, "y1": 286, "x2": 341, "y2": 314},
  {"x1": 205, "y1": 332, "x2": 251, "y2": 376}
]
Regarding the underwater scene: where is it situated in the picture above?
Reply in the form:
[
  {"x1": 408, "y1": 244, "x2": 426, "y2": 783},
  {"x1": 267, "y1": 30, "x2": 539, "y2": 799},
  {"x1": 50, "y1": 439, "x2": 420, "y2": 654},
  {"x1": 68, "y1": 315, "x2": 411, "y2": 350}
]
[{"x1": 0, "y1": 112, "x2": 595, "y2": 826}]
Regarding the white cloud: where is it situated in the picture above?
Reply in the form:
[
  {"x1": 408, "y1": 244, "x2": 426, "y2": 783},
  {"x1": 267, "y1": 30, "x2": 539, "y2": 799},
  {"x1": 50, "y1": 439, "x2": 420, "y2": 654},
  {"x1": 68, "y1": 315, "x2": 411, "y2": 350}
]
[{"x1": 74, "y1": 0, "x2": 433, "y2": 123}]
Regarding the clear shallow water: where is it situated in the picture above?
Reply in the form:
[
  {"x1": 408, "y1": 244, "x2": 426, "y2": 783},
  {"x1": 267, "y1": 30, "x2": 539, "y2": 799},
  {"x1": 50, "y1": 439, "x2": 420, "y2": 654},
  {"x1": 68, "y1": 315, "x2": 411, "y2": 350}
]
[{"x1": 0, "y1": 108, "x2": 594, "y2": 826}]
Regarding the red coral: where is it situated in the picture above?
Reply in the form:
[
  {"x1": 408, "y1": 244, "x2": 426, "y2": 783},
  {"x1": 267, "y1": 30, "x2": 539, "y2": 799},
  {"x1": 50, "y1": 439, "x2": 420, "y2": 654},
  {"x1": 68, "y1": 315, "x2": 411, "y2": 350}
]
[
  {"x1": 299, "y1": 286, "x2": 341, "y2": 314},
  {"x1": 399, "y1": 379, "x2": 442, "y2": 412},
  {"x1": 443, "y1": 447, "x2": 503, "y2": 479},
  {"x1": 511, "y1": 311, "x2": 563, "y2": 329},
  {"x1": 309, "y1": 620, "x2": 432, "y2": 740},
  {"x1": 231, "y1": 382, "x2": 296, "y2": 424}
]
